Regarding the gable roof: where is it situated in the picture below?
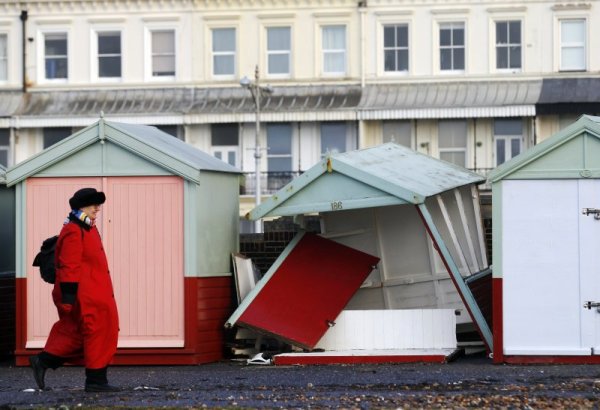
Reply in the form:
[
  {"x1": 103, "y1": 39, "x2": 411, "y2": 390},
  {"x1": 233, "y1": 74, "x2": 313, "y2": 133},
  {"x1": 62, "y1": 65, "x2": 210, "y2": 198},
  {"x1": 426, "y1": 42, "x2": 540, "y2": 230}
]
[
  {"x1": 488, "y1": 115, "x2": 600, "y2": 183},
  {"x1": 248, "y1": 143, "x2": 484, "y2": 220},
  {"x1": 6, "y1": 118, "x2": 240, "y2": 187}
]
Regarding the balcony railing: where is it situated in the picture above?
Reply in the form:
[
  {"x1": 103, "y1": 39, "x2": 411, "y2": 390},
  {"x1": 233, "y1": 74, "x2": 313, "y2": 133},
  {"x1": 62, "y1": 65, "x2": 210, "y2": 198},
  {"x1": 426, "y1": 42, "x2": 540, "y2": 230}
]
[{"x1": 241, "y1": 171, "x2": 303, "y2": 196}]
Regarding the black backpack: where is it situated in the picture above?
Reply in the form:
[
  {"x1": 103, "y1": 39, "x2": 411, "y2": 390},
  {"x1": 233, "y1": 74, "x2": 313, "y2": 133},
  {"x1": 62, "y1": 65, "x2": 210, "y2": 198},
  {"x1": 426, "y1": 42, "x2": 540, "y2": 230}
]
[
  {"x1": 32, "y1": 226, "x2": 83, "y2": 284},
  {"x1": 32, "y1": 235, "x2": 59, "y2": 284}
]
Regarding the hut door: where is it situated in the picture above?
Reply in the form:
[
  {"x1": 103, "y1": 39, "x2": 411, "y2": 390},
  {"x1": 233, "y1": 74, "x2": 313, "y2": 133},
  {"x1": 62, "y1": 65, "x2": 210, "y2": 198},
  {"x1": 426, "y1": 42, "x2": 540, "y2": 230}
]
[
  {"x1": 578, "y1": 179, "x2": 600, "y2": 354},
  {"x1": 105, "y1": 176, "x2": 184, "y2": 347}
]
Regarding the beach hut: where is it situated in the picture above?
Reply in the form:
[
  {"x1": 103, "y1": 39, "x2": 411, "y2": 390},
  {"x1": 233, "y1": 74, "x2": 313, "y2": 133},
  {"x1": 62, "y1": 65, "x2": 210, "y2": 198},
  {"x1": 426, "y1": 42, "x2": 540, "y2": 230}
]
[
  {"x1": 229, "y1": 143, "x2": 492, "y2": 363},
  {"x1": 6, "y1": 118, "x2": 241, "y2": 365},
  {"x1": 0, "y1": 164, "x2": 16, "y2": 356},
  {"x1": 489, "y1": 115, "x2": 600, "y2": 364}
]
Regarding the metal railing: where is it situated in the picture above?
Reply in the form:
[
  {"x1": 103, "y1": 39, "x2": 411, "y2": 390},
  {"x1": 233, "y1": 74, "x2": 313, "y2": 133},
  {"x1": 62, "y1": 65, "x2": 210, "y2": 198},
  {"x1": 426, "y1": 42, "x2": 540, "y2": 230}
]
[{"x1": 241, "y1": 171, "x2": 303, "y2": 195}]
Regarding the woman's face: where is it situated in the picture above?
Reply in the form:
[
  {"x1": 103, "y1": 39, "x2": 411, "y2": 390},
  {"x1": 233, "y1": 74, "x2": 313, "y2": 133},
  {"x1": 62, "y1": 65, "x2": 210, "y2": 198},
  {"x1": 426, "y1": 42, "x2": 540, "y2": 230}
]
[{"x1": 80, "y1": 204, "x2": 102, "y2": 220}]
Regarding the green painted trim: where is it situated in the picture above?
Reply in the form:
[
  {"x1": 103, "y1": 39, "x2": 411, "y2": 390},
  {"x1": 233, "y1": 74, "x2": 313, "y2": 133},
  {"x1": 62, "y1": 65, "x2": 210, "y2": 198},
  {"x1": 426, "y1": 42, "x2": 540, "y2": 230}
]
[
  {"x1": 503, "y1": 170, "x2": 600, "y2": 179},
  {"x1": 225, "y1": 231, "x2": 305, "y2": 328},
  {"x1": 104, "y1": 123, "x2": 200, "y2": 184},
  {"x1": 492, "y1": 183, "x2": 502, "y2": 279},
  {"x1": 332, "y1": 159, "x2": 426, "y2": 204},
  {"x1": 489, "y1": 116, "x2": 600, "y2": 183},
  {"x1": 15, "y1": 183, "x2": 25, "y2": 279},
  {"x1": 418, "y1": 203, "x2": 493, "y2": 351},
  {"x1": 247, "y1": 161, "x2": 328, "y2": 220},
  {"x1": 183, "y1": 180, "x2": 197, "y2": 278},
  {"x1": 6, "y1": 125, "x2": 99, "y2": 186},
  {"x1": 263, "y1": 195, "x2": 407, "y2": 217}
]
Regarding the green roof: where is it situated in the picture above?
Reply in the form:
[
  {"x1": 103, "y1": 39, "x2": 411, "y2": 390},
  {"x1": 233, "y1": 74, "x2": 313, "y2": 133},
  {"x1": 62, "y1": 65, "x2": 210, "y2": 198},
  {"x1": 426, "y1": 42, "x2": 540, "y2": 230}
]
[
  {"x1": 0, "y1": 164, "x2": 6, "y2": 185},
  {"x1": 489, "y1": 115, "x2": 600, "y2": 183},
  {"x1": 248, "y1": 143, "x2": 484, "y2": 219},
  {"x1": 6, "y1": 118, "x2": 240, "y2": 187}
]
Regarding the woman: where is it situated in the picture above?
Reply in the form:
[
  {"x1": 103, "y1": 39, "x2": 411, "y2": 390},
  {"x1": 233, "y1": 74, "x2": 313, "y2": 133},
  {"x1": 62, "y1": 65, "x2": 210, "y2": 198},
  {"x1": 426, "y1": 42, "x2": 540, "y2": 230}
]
[{"x1": 29, "y1": 187, "x2": 120, "y2": 392}]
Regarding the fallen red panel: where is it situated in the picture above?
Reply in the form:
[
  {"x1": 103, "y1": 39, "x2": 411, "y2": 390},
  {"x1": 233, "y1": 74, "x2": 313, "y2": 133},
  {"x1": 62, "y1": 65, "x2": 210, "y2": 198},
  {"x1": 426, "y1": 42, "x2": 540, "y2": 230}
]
[{"x1": 236, "y1": 232, "x2": 379, "y2": 350}]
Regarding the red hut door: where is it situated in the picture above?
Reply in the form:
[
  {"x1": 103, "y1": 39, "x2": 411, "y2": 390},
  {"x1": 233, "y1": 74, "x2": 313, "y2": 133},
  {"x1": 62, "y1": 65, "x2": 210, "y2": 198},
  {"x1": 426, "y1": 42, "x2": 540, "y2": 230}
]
[{"x1": 26, "y1": 176, "x2": 184, "y2": 349}]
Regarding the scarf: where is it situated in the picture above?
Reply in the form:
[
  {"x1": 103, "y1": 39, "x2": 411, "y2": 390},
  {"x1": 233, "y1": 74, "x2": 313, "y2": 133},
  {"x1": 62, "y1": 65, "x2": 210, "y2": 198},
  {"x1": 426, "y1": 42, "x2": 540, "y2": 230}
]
[{"x1": 65, "y1": 209, "x2": 94, "y2": 228}]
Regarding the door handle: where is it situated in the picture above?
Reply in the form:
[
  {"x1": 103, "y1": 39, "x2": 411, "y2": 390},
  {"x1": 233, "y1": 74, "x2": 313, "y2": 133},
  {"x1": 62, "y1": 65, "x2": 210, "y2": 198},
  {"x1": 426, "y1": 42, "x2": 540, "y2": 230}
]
[
  {"x1": 582, "y1": 208, "x2": 600, "y2": 220},
  {"x1": 583, "y1": 301, "x2": 600, "y2": 311}
]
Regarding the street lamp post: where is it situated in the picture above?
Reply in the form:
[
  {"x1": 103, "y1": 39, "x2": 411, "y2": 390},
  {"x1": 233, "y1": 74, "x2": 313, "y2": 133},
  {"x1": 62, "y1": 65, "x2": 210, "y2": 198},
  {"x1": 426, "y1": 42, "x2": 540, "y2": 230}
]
[{"x1": 240, "y1": 65, "x2": 272, "y2": 233}]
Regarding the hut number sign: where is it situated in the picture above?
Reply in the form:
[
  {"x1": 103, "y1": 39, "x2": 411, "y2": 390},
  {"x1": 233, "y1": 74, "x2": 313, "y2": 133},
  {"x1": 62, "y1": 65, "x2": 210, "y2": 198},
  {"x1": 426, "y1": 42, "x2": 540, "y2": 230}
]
[{"x1": 330, "y1": 201, "x2": 343, "y2": 211}]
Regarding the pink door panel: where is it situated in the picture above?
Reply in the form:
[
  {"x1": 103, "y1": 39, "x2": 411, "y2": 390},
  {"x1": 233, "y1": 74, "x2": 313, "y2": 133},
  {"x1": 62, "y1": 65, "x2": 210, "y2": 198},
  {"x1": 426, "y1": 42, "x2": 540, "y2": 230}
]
[
  {"x1": 26, "y1": 177, "x2": 102, "y2": 348},
  {"x1": 26, "y1": 176, "x2": 184, "y2": 349},
  {"x1": 105, "y1": 176, "x2": 184, "y2": 347}
]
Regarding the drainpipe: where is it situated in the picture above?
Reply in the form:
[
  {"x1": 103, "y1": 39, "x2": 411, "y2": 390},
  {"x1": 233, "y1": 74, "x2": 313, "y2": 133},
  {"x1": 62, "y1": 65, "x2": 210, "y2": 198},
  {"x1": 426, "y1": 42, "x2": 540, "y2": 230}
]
[
  {"x1": 20, "y1": 10, "x2": 28, "y2": 93},
  {"x1": 358, "y1": 1, "x2": 367, "y2": 88}
]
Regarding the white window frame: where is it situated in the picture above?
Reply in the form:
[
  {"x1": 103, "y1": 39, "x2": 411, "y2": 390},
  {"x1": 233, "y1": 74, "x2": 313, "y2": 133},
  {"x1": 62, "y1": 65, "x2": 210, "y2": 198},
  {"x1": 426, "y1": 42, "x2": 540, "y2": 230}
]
[
  {"x1": 0, "y1": 32, "x2": 8, "y2": 83},
  {"x1": 144, "y1": 25, "x2": 178, "y2": 81},
  {"x1": 38, "y1": 28, "x2": 70, "y2": 84},
  {"x1": 266, "y1": 123, "x2": 294, "y2": 172},
  {"x1": 493, "y1": 118, "x2": 523, "y2": 166},
  {"x1": 437, "y1": 119, "x2": 468, "y2": 167},
  {"x1": 438, "y1": 21, "x2": 465, "y2": 73},
  {"x1": 493, "y1": 19, "x2": 523, "y2": 73},
  {"x1": 265, "y1": 25, "x2": 292, "y2": 78},
  {"x1": 91, "y1": 28, "x2": 123, "y2": 82},
  {"x1": 320, "y1": 24, "x2": 347, "y2": 77},
  {"x1": 210, "y1": 26, "x2": 237, "y2": 79},
  {"x1": 558, "y1": 18, "x2": 587, "y2": 72},
  {"x1": 382, "y1": 23, "x2": 410, "y2": 75},
  {"x1": 210, "y1": 123, "x2": 240, "y2": 168}
]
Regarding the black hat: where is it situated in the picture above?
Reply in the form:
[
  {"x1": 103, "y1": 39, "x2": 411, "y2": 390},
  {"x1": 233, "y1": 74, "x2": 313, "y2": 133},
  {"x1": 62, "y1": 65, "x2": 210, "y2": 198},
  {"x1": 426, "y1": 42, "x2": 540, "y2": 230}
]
[{"x1": 69, "y1": 188, "x2": 106, "y2": 210}]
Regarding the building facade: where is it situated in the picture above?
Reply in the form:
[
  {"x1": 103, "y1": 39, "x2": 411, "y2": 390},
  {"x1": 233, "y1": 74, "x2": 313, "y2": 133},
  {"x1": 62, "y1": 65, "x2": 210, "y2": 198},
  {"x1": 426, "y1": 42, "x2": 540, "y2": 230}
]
[{"x1": 0, "y1": 0, "x2": 599, "y2": 229}]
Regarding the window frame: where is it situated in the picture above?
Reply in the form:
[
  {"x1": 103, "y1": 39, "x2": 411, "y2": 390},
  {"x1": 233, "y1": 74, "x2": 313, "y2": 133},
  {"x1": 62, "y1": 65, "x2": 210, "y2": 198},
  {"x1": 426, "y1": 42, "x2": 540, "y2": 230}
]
[
  {"x1": 265, "y1": 26, "x2": 292, "y2": 78},
  {"x1": 39, "y1": 29, "x2": 70, "y2": 83},
  {"x1": 493, "y1": 19, "x2": 523, "y2": 72},
  {"x1": 42, "y1": 127, "x2": 72, "y2": 149},
  {"x1": 493, "y1": 118, "x2": 523, "y2": 166},
  {"x1": 382, "y1": 23, "x2": 410, "y2": 75},
  {"x1": 211, "y1": 26, "x2": 237, "y2": 79},
  {"x1": 210, "y1": 123, "x2": 239, "y2": 168},
  {"x1": 0, "y1": 32, "x2": 8, "y2": 83},
  {"x1": 437, "y1": 119, "x2": 468, "y2": 168},
  {"x1": 144, "y1": 25, "x2": 178, "y2": 81},
  {"x1": 91, "y1": 28, "x2": 123, "y2": 82},
  {"x1": 436, "y1": 20, "x2": 466, "y2": 74},
  {"x1": 558, "y1": 17, "x2": 587, "y2": 72},
  {"x1": 320, "y1": 24, "x2": 347, "y2": 77}
]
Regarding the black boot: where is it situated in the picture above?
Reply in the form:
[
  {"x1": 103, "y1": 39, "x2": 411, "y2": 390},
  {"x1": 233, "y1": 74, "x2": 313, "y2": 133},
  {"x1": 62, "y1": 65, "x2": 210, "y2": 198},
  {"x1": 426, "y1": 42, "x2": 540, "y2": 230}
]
[
  {"x1": 85, "y1": 367, "x2": 120, "y2": 392},
  {"x1": 29, "y1": 352, "x2": 65, "y2": 390}
]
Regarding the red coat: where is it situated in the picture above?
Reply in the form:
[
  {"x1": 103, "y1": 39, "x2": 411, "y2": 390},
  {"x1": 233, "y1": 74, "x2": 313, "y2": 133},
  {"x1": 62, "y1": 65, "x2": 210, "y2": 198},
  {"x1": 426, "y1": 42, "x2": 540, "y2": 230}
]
[{"x1": 44, "y1": 221, "x2": 119, "y2": 369}]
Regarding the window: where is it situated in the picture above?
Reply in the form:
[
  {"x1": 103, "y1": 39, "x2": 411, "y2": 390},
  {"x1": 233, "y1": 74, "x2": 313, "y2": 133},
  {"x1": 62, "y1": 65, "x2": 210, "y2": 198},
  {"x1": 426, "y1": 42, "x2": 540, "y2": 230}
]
[
  {"x1": 494, "y1": 119, "x2": 522, "y2": 166},
  {"x1": 321, "y1": 122, "x2": 347, "y2": 156},
  {"x1": 97, "y1": 31, "x2": 121, "y2": 78},
  {"x1": 211, "y1": 124, "x2": 239, "y2": 167},
  {"x1": 151, "y1": 30, "x2": 175, "y2": 77},
  {"x1": 496, "y1": 21, "x2": 521, "y2": 70},
  {"x1": 439, "y1": 22, "x2": 464, "y2": 71},
  {"x1": 0, "y1": 129, "x2": 9, "y2": 167},
  {"x1": 383, "y1": 24, "x2": 408, "y2": 73},
  {"x1": 267, "y1": 27, "x2": 291, "y2": 75},
  {"x1": 438, "y1": 120, "x2": 467, "y2": 166},
  {"x1": 267, "y1": 123, "x2": 293, "y2": 192},
  {"x1": 560, "y1": 19, "x2": 586, "y2": 71},
  {"x1": 44, "y1": 33, "x2": 68, "y2": 80},
  {"x1": 322, "y1": 25, "x2": 346, "y2": 75},
  {"x1": 43, "y1": 127, "x2": 71, "y2": 149},
  {"x1": 0, "y1": 34, "x2": 7, "y2": 81},
  {"x1": 212, "y1": 28, "x2": 236, "y2": 76},
  {"x1": 382, "y1": 121, "x2": 411, "y2": 147}
]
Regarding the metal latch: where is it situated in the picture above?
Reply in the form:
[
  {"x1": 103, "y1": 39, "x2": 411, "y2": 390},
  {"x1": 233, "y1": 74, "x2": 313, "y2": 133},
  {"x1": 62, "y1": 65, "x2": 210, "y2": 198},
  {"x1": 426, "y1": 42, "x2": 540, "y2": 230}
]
[
  {"x1": 583, "y1": 301, "x2": 600, "y2": 311},
  {"x1": 582, "y1": 208, "x2": 600, "y2": 220}
]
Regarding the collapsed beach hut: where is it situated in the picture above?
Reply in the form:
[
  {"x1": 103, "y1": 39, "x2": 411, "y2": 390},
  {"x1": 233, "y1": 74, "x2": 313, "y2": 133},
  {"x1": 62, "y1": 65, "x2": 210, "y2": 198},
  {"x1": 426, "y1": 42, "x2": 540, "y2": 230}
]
[
  {"x1": 6, "y1": 118, "x2": 241, "y2": 365},
  {"x1": 489, "y1": 115, "x2": 600, "y2": 364},
  {"x1": 227, "y1": 143, "x2": 492, "y2": 363}
]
